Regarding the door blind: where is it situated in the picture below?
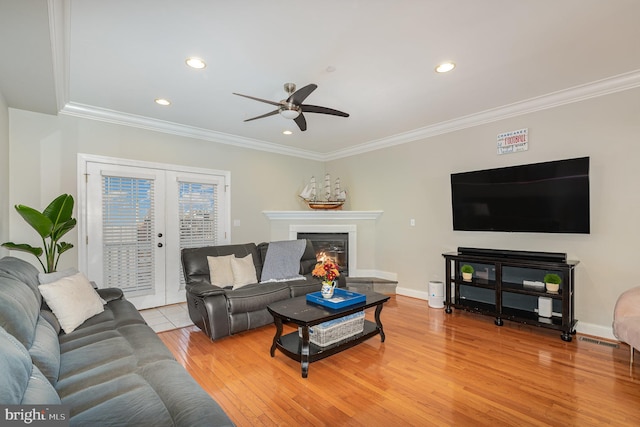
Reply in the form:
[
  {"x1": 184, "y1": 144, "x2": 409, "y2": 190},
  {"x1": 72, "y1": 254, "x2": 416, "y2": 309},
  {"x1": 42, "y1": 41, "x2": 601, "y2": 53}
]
[
  {"x1": 178, "y1": 181, "x2": 218, "y2": 286},
  {"x1": 101, "y1": 175, "x2": 155, "y2": 295}
]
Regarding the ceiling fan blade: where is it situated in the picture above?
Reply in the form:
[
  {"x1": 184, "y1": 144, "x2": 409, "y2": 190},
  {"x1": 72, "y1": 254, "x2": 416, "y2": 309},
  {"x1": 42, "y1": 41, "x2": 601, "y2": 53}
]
[
  {"x1": 233, "y1": 92, "x2": 282, "y2": 107},
  {"x1": 244, "y1": 109, "x2": 280, "y2": 122},
  {"x1": 294, "y1": 113, "x2": 307, "y2": 131},
  {"x1": 301, "y1": 104, "x2": 350, "y2": 117},
  {"x1": 288, "y1": 84, "x2": 317, "y2": 105}
]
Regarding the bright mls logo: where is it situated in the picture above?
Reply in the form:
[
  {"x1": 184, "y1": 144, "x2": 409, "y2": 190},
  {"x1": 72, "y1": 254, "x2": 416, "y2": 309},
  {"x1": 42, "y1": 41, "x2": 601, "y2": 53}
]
[{"x1": 1, "y1": 406, "x2": 69, "y2": 426}]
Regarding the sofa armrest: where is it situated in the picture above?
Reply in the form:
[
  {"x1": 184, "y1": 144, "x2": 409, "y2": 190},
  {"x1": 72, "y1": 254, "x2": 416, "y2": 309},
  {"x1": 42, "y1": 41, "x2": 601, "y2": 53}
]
[
  {"x1": 614, "y1": 287, "x2": 640, "y2": 320},
  {"x1": 186, "y1": 281, "x2": 226, "y2": 298},
  {"x1": 96, "y1": 287, "x2": 124, "y2": 303},
  {"x1": 185, "y1": 282, "x2": 230, "y2": 340}
]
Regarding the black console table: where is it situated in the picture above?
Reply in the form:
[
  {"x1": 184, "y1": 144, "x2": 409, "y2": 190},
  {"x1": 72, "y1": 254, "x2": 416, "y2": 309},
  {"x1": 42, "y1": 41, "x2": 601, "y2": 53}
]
[{"x1": 443, "y1": 248, "x2": 578, "y2": 341}]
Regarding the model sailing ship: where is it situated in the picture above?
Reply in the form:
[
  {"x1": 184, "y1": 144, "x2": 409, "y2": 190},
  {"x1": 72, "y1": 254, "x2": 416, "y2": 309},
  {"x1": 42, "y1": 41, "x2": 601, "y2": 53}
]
[{"x1": 299, "y1": 174, "x2": 346, "y2": 210}]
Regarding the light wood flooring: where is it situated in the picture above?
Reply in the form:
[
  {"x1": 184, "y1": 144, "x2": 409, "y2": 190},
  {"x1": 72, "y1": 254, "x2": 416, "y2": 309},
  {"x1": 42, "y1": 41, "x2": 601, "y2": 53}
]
[{"x1": 159, "y1": 295, "x2": 640, "y2": 426}]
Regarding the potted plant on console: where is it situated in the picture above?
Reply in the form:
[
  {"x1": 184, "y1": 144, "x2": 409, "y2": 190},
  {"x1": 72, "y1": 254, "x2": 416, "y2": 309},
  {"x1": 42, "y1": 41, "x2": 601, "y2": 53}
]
[
  {"x1": 461, "y1": 264, "x2": 474, "y2": 281},
  {"x1": 543, "y1": 273, "x2": 561, "y2": 293}
]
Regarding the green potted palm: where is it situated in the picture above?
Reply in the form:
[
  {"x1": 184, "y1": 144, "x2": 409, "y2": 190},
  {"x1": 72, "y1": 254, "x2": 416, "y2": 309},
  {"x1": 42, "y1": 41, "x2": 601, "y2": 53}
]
[
  {"x1": 461, "y1": 264, "x2": 474, "y2": 281},
  {"x1": 1, "y1": 194, "x2": 76, "y2": 273},
  {"x1": 543, "y1": 273, "x2": 561, "y2": 293}
]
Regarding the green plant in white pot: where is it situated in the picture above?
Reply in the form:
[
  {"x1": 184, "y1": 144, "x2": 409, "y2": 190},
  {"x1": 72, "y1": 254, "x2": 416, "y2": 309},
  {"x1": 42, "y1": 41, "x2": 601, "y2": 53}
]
[
  {"x1": 1, "y1": 194, "x2": 76, "y2": 273},
  {"x1": 461, "y1": 264, "x2": 474, "y2": 281},
  {"x1": 543, "y1": 273, "x2": 561, "y2": 293}
]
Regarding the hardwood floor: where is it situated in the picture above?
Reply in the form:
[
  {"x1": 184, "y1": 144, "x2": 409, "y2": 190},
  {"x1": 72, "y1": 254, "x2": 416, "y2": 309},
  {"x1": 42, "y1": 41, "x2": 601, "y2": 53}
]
[{"x1": 159, "y1": 296, "x2": 640, "y2": 426}]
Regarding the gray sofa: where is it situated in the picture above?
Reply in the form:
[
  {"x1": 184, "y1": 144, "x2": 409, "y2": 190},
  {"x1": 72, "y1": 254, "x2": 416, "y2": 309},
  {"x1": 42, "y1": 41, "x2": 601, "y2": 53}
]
[
  {"x1": 0, "y1": 256, "x2": 234, "y2": 426},
  {"x1": 182, "y1": 240, "x2": 345, "y2": 341}
]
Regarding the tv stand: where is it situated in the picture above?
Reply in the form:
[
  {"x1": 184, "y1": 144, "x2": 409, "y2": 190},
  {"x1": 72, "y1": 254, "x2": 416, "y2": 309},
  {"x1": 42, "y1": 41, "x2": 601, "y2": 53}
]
[{"x1": 443, "y1": 248, "x2": 578, "y2": 341}]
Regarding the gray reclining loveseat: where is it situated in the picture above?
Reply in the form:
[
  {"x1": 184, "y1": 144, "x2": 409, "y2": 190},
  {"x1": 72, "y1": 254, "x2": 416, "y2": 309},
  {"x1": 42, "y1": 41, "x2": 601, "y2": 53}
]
[{"x1": 181, "y1": 239, "x2": 345, "y2": 341}]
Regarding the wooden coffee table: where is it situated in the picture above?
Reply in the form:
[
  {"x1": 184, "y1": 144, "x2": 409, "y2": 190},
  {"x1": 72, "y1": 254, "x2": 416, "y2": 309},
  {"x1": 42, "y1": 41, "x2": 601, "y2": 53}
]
[{"x1": 267, "y1": 291, "x2": 390, "y2": 378}]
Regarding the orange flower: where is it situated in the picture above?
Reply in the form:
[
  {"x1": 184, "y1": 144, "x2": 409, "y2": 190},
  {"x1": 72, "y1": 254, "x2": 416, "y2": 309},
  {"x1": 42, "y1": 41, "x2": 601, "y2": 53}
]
[{"x1": 312, "y1": 260, "x2": 340, "y2": 282}]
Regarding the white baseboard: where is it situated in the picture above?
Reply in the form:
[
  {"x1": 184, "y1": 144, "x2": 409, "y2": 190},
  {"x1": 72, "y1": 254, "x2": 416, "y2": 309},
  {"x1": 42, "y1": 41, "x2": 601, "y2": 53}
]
[
  {"x1": 397, "y1": 287, "x2": 428, "y2": 300},
  {"x1": 576, "y1": 322, "x2": 616, "y2": 340},
  {"x1": 395, "y1": 288, "x2": 617, "y2": 341}
]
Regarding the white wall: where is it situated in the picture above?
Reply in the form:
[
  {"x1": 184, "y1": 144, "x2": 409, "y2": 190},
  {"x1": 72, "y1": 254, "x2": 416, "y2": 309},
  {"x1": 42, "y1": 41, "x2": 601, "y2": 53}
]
[
  {"x1": 328, "y1": 87, "x2": 640, "y2": 338},
  {"x1": 0, "y1": 94, "x2": 8, "y2": 257},
  {"x1": 7, "y1": 109, "x2": 324, "y2": 270},
  {"x1": 8, "y1": 87, "x2": 640, "y2": 338}
]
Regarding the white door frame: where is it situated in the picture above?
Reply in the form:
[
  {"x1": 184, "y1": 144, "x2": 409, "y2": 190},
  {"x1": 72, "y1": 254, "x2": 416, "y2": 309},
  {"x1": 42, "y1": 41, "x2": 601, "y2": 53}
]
[{"x1": 77, "y1": 154, "x2": 231, "y2": 306}]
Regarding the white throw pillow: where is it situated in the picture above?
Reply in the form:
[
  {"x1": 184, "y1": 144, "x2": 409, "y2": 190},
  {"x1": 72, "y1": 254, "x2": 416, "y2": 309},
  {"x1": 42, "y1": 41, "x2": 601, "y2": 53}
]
[
  {"x1": 231, "y1": 254, "x2": 258, "y2": 290},
  {"x1": 39, "y1": 267, "x2": 106, "y2": 304},
  {"x1": 38, "y1": 272, "x2": 105, "y2": 334},
  {"x1": 207, "y1": 255, "x2": 234, "y2": 287},
  {"x1": 38, "y1": 267, "x2": 79, "y2": 284}
]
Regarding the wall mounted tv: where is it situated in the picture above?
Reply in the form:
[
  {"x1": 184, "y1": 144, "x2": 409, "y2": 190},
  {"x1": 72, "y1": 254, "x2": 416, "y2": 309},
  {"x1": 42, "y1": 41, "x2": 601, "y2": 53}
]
[{"x1": 451, "y1": 157, "x2": 590, "y2": 234}]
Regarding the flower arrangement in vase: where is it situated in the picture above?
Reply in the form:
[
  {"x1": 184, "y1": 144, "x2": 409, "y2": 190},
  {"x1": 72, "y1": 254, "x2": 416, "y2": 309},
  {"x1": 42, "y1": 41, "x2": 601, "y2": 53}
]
[{"x1": 313, "y1": 260, "x2": 340, "y2": 298}]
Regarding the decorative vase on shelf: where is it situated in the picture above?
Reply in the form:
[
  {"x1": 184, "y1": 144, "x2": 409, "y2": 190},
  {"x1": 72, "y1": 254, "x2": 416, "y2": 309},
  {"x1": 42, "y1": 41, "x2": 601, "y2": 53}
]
[
  {"x1": 545, "y1": 282, "x2": 560, "y2": 293},
  {"x1": 462, "y1": 272, "x2": 472, "y2": 281},
  {"x1": 321, "y1": 281, "x2": 337, "y2": 299}
]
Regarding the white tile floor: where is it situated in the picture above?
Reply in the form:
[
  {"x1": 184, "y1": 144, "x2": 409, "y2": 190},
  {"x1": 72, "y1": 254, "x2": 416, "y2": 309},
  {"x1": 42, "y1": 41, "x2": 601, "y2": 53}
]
[{"x1": 139, "y1": 302, "x2": 192, "y2": 333}]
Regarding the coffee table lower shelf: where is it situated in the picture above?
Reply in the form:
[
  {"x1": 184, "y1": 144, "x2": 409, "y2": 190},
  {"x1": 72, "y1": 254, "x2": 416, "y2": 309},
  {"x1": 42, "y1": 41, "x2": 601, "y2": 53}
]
[
  {"x1": 276, "y1": 320, "x2": 380, "y2": 362},
  {"x1": 268, "y1": 292, "x2": 389, "y2": 378}
]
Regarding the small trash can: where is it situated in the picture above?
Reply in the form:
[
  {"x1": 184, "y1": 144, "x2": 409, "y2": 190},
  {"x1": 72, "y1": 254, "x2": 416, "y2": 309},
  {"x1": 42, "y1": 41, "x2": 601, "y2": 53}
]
[{"x1": 428, "y1": 281, "x2": 444, "y2": 308}]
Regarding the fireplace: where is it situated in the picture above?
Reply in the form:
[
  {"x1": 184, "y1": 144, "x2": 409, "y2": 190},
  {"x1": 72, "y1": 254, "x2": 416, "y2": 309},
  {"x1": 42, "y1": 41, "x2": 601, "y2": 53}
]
[{"x1": 297, "y1": 232, "x2": 349, "y2": 277}]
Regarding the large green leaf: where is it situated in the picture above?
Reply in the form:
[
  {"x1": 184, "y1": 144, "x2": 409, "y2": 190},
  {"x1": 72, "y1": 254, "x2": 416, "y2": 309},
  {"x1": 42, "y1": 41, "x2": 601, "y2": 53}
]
[
  {"x1": 51, "y1": 218, "x2": 77, "y2": 241},
  {"x1": 43, "y1": 194, "x2": 74, "y2": 226},
  {"x1": 56, "y1": 242, "x2": 73, "y2": 255},
  {"x1": 1, "y1": 242, "x2": 43, "y2": 257},
  {"x1": 14, "y1": 205, "x2": 53, "y2": 238}
]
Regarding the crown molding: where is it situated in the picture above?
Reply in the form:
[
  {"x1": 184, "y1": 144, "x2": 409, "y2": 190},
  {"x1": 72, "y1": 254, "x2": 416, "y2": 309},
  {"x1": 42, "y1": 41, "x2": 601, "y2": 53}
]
[
  {"x1": 324, "y1": 69, "x2": 640, "y2": 160},
  {"x1": 60, "y1": 70, "x2": 640, "y2": 162},
  {"x1": 59, "y1": 102, "x2": 326, "y2": 161},
  {"x1": 48, "y1": 0, "x2": 71, "y2": 112}
]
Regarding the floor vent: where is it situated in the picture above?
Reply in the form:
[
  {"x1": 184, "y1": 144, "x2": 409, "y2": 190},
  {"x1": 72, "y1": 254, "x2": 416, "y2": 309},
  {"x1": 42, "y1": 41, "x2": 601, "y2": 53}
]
[{"x1": 578, "y1": 336, "x2": 620, "y2": 348}]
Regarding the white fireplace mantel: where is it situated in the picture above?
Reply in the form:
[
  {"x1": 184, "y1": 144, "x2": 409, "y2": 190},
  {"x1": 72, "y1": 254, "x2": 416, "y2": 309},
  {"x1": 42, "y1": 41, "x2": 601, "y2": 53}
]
[
  {"x1": 262, "y1": 210, "x2": 383, "y2": 220},
  {"x1": 263, "y1": 210, "x2": 390, "y2": 279}
]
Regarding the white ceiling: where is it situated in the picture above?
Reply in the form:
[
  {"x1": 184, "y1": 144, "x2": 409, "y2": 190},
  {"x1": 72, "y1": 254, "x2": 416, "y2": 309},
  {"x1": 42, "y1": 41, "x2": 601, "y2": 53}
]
[{"x1": 2, "y1": 0, "x2": 640, "y2": 160}]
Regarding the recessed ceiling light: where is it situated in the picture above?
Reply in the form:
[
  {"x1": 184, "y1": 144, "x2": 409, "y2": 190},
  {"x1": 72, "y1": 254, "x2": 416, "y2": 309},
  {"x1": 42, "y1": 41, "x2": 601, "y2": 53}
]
[
  {"x1": 435, "y1": 62, "x2": 456, "y2": 73},
  {"x1": 155, "y1": 98, "x2": 171, "y2": 106},
  {"x1": 283, "y1": 130, "x2": 293, "y2": 135},
  {"x1": 185, "y1": 57, "x2": 206, "y2": 69}
]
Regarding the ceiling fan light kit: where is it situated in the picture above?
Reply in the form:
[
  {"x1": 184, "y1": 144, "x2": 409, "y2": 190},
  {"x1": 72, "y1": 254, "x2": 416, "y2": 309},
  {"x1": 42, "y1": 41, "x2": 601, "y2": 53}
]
[
  {"x1": 280, "y1": 104, "x2": 301, "y2": 119},
  {"x1": 233, "y1": 82, "x2": 349, "y2": 131}
]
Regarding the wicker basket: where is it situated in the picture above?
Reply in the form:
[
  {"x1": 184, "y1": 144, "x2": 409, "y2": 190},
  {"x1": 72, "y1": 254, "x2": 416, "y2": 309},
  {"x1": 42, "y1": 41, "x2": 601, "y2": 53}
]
[{"x1": 299, "y1": 311, "x2": 365, "y2": 347}]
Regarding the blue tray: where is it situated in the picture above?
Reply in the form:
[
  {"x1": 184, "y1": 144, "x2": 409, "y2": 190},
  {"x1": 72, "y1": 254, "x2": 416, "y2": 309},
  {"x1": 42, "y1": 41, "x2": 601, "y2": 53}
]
[{"x1": 306, "y1": 288, "x2": 366, "y2": 309}]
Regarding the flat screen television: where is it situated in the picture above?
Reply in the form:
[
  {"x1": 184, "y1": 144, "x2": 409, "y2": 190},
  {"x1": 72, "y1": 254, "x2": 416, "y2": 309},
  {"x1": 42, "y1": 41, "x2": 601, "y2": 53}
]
[{"x1": 451, "y1": 157, "x2": 590, "y2": 233}]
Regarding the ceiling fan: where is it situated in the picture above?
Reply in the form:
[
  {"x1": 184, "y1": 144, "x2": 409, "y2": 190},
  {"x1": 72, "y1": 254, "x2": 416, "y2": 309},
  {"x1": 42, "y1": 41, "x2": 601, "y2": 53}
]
[{"x1": 233, "y1": 83, "x2": 349, "y2": 131}]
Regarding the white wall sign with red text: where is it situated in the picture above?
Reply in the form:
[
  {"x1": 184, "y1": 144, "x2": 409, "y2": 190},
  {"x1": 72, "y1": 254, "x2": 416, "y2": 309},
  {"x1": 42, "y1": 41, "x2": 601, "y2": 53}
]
[{"x1": 497, "y1": 128, "x2": 528, "y2": 155}]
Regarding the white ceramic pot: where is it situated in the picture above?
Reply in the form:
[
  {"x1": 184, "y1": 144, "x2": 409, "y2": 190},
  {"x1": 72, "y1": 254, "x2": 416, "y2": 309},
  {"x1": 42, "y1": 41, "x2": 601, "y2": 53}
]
[
  {"x1": 462, "y1": 272, "x2": 472, "y2": 281},
  {"x1": 545, "y1": 282, "x2": 560, "y2": 292}
]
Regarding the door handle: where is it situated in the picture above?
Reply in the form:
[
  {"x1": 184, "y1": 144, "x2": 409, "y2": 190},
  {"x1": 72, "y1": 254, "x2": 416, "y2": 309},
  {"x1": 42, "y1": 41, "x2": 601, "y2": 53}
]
[
  {"x1": 157, "y1": 243, "x2": 163, "y2": 248},
  {"x1": 158, "y1": 233, "x2": 163, "y2": 238}
]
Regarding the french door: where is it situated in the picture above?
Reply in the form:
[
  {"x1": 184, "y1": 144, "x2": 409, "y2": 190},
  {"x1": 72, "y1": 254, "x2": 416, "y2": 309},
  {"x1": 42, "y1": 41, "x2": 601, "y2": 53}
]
[{"x1": 80, "y1": 156, "x2": 229, "y2": 309}]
